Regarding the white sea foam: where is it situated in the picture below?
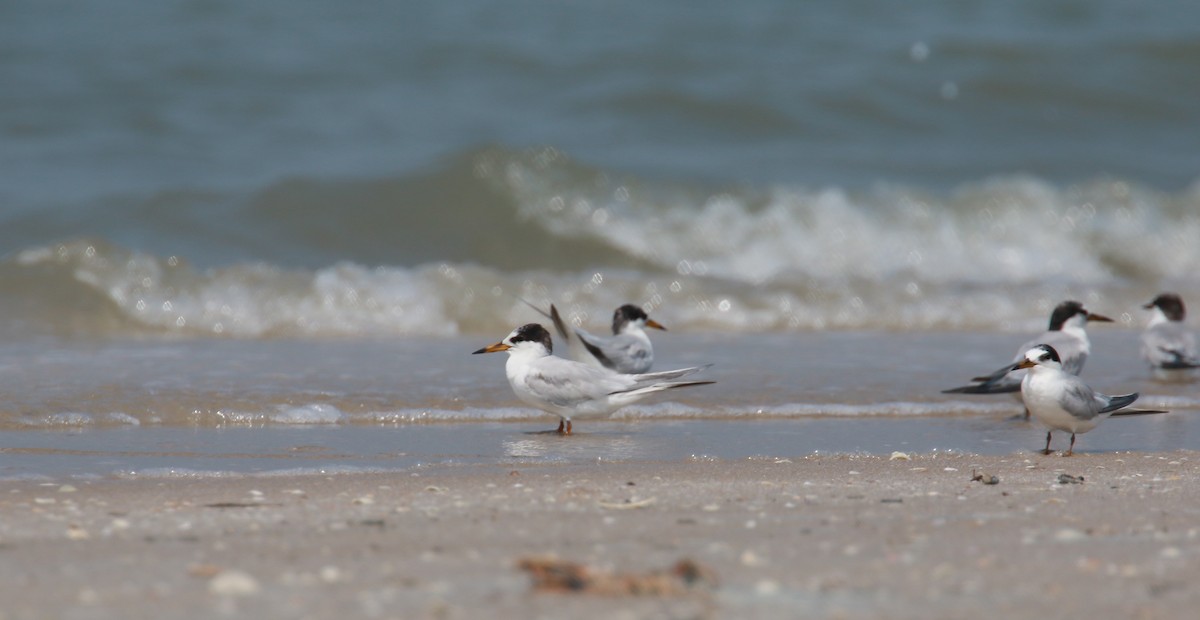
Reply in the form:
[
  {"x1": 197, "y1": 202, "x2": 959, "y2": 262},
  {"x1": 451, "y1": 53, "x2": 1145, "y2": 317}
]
[
  {"x1": 105, "y1": 412, "x2": 142, "y2": 426},
  {"x1": 269, "y1": 404, "x2": 346, "y2": 424},
  {"x1": 19, "y1": 412, "x2": 142, "y2": 428},
  {"x1": 7, "y1": 173, "x2": 1200, "y2": 337},
  {"x1": 505, "y1": 157, "x2": 1200, "y2": 286},
  {"x1": 350, "y1": 407, "x2": 548, "y2": 424},
  {"x1": 39, "y1": 413, "x2": 95, "y2": 426}
]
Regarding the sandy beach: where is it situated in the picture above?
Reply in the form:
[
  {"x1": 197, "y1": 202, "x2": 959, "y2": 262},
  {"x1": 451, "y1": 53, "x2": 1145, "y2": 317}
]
[
  {"x1": 2, "y1": 451, "x2": 1198, "y2": 619},
  {"x1": 5, "y1": 2, "x2": 1199, "y2": 618}
]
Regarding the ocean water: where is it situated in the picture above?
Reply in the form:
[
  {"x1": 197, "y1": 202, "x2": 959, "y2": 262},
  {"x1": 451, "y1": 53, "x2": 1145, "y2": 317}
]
[{"x1": 1, "y1": 1, "x2": 1199, "y2": 477}]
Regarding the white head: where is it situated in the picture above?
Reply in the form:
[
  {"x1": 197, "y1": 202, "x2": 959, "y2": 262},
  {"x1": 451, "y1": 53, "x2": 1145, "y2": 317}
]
[{"x1": 1014, "y1": 344, "x2": 1063, "y2": 372}]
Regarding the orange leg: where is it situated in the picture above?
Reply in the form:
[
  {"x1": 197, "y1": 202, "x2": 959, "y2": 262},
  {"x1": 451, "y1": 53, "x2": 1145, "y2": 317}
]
[
  {"x1": 1042, "y1": 431, "x2": 1053, "y2": 455},
  {"x1": 556, "y1": 419, "x2": 565, "y2": 434},
  {"x1": 1064, "y1": 433, "x2": 1076, "y2": 457},
  {"x1": 565, "y1": 420, "x2": 572, "y2": 435}
]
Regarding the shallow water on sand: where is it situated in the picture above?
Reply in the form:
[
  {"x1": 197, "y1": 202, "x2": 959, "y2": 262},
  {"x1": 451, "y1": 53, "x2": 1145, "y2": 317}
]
[
  {"x1": 2, "y1": 415, "x2": 1192, "y2": 481},
  {"x1": 1, "y1": 329, "x2": 1197, "y2": 479}
]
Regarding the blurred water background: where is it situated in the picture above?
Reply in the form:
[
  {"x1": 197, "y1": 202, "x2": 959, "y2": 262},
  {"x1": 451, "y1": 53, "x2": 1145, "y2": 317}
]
[
  {"x1": 1, "y1": 1, "x2": 1198, "y2": 474},
  {"x1": 1, "y1": 0, "x2": 1197, "y2": 339}
]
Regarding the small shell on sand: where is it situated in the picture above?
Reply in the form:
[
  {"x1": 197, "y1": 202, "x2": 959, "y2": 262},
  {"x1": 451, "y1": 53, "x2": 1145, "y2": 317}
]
[{"x1": 209, "y1": 570, "x2": 261, "y2": 596}]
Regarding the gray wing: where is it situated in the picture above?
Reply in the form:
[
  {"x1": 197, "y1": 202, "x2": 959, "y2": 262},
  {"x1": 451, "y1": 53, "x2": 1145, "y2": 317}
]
[
  {"x1": 1058, "y1": 379, "x2": 1103, "y2": 421},
  {"x1": 540, "y1": 304, "x2": 610, "y2": 370},
  {"x1": 524, "y1": 357, "x2": 631, "y2": 407},
  {"x1": 941, "y1": 362, "x2": 1022, "y2": 394},
  {"x1": 574, "y1": 328, "x2": 620, "y2": 370},
  {"x1": 1141, "y1": 323, "x2": 1200, "y2": 369},
  {"x1": 576, "y1": 330, "x2": 651, "y2": 374},
  {"x1": 518, "y1": 300, "x2": 599, "y2": 368},
  {"x1": 1098, "y1": 392, "x2": 1139, "y2": 414},
  {"x1": 942, "y1": 341, "x2": 1029, "y2": 394},
  {"x1": 625, "y1": 364, "x2": 711, "y2": 390},
  {"x1": 943, "y1": 329, "x2": 1087, "y2": 395}
]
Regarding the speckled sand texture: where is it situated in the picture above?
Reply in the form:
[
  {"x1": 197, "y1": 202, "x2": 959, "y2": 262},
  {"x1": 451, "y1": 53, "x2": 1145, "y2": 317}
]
[{"x1": 2, "y1": 452, "x2": 1199, "y2": 619}]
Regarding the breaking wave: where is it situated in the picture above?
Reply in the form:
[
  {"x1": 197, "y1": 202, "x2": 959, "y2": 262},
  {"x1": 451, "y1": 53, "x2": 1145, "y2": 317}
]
[{"x1": 1, "y1": 148, "x2": 1197, "y2": 338}]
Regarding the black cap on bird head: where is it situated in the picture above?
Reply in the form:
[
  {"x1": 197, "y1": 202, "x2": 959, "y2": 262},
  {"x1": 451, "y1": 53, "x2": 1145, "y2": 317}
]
[
  {"x1": 1031, "y1": 343, "x2": 1061, "y2": 364},
  {"x1": 1048, "y1": 301, "x2": 1085, "y2": 331},
  {"x1": 473, "y1": 323, "x2": 553, "y2": 355},
  {"x1": 1145, "y1": 293, "x2": 1186, "y2": 322},
  {"x1": 1014, "y1": 343, "x2": 1061, "y2": 370},
  {"x1": 509, "y1": 323, "x2": 553, "y2": 353},
  {"x1": 613, "y1": 304, "x2": 666, "y2": 334},
  {"x1": 1048, "y1": 300, "x2": 1112, "y2": 330}
]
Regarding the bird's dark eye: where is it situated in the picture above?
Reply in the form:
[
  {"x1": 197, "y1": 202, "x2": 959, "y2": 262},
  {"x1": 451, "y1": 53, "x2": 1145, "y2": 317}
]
[{"x1": 510, "y1": 323, "x2": 553, "y2": 352}]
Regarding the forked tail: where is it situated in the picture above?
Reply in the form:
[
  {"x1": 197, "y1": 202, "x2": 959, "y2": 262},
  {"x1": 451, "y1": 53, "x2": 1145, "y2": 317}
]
[
  {"x1": 611, "y1": 380, "x2": 715, "y2": 398},
  {"x1": 636, "y1": 364, "x2": 713, "y2": 383},
  {"x1": 1106, "y1": 391, "x2": 1168, "y2": 416},
  {"x1": 1099, "y1": 392, "x2": 1138, "y2": 414},
  {"x1": 1102, "y1": 392, "x2": 1170, "y2": 416}
]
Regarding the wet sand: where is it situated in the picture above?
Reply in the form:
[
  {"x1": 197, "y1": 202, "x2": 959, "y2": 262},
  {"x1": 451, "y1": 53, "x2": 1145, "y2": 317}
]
[
  {"x1": 3, "y1": 412, "x2": 1198, "y2": 481},
  {"x1": 3, "y1": 452, "x2": 1198, "y2": 619}
]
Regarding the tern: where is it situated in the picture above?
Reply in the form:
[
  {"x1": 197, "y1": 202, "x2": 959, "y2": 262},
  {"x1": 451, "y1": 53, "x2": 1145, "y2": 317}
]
[
  {"x1": 1016, "y1": 344, "x2": 1162, "y2": 456},
  {"x1": 943, "y1": 300, "x2": 1113, "y2": 419},
  {"x1": 473, "y1": 323, "x2": 712, "y2": 435},
  {"x1": 522, "y1": 302, "x2": 666, "y2": 374},
  {"x1": 1140, "y1": 292, "x2": 1200, "y2": 379}
]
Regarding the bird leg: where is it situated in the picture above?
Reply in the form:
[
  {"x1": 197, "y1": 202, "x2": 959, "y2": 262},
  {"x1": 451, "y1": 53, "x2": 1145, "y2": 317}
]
[
  {"x1": 555, "y1": 420, "x2": 573, "y2": 435},
  {"x1": 565, "y1": 420, "x2": 572, "y2": 435},
  {"x1": 1042, "y1": 431, "x2": 1053, "y2": 455},
  {"x1": 1023, "y1": 407, "x2": 1031, "y2": 421},
  {"x1": 1065, "y1": 433, "x2": 1076, "y2": 457}
]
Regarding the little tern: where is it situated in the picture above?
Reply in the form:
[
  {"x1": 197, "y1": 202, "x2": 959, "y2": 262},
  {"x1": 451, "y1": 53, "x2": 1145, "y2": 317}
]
[
  {"x1": 473, "y1": 323, "x2": 712, "y2": 435},
  {"x1": 943, "y1": 300, "x2": 1113, "y2": 419}
]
